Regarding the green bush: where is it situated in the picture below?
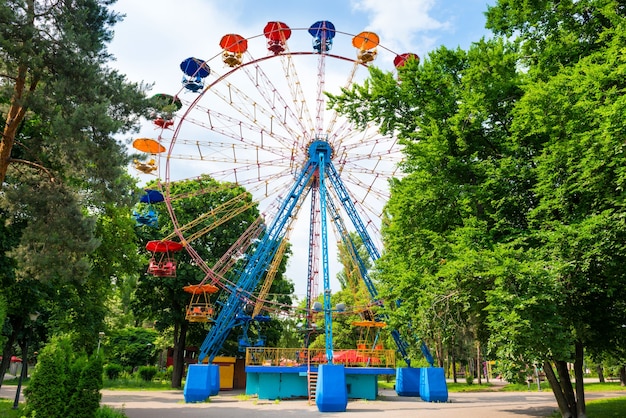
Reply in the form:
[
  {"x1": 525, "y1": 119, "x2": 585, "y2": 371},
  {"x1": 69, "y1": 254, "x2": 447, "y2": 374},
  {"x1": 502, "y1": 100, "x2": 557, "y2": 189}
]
[
  {"x1": 66, "y1": 355, "x2": 103, "y2": 418},
  {"x1": 96, "y1": 405, "x2": 128, "y2": 418},
  {"x1": 24, "y1": 335, "x2": 72, "y2": 418},
  {"x1": 137, "y1": 365, "x2": 158, "y2": 382},
  {"x1": 104, "y1": 363, "x2": 123, "y2": 380},
  {"x1": 24, "y1": 335, "x2": 105, "y2": 418}
]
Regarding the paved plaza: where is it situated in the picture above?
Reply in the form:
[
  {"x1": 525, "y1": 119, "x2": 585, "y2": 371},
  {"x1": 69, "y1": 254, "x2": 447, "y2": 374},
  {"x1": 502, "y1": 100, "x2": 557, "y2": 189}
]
[
  {"x1": 96, "y1": 387, "x2": 625, "y2": 418},
  {"x1": 2, "y1": 380, "x2": 624, "y2": 417}
]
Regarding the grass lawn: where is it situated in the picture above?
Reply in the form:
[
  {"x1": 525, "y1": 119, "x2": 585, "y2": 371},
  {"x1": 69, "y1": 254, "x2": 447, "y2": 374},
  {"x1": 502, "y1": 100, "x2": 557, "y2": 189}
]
[
  {"x1": 586, "y1": 396, "x2": 626, "y2": 417},
  {"x1": 0, "y1": 398, "x2": 25, "y2": 418},
  {"x1": 102, "y1": 377, "x2": 174, "y2": 390},
  {"x1": 548, "y1": 396, "x2": 626, "y2": 417}
]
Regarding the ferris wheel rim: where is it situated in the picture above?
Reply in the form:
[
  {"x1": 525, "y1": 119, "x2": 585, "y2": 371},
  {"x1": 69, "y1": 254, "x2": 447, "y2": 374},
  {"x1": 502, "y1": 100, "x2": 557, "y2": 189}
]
[{"x1": 158, "y1": 25, "x2": 406, "y2": 314}]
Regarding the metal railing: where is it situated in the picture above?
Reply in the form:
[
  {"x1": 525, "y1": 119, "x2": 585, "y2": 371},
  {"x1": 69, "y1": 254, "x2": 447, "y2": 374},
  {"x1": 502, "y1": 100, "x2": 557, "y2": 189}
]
[{"x1": 245, "y1": 347, "x2": 396, "y2": 368}]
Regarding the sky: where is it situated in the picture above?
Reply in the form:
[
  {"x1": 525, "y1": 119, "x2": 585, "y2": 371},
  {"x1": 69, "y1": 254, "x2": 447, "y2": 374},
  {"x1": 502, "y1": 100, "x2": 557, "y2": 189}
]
[{"x1": 108, "y1": 0, "x2": 495, "y2": 300}]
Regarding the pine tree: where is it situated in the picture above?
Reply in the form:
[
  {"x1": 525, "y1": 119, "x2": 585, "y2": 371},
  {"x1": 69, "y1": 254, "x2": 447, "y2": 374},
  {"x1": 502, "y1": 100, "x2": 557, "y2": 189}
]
[
  {"x1": 24, "y1": 336, "x2": 72, "y2": 418},
  {"x1": 66, "y1": 355, "x2": 104, "y2": 418}
]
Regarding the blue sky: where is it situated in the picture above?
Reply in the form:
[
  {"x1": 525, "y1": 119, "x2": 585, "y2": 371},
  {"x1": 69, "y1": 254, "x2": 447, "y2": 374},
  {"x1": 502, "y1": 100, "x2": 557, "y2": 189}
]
[
  {"x1": 109, "y1": 0, "x2": 495, "y2": 90},
  {"x1": 109, "y1": 0, "x2": 496, "y2": 298}
]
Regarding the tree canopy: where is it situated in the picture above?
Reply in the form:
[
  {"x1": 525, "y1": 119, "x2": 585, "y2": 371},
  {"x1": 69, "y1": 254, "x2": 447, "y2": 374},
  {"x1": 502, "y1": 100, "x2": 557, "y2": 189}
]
[
  {"x1": 328, "y1": 1, "x2": 626, "y2": 416},
  {"x1": 0, "y1": 0, "x2": 149, "y2": 386}
]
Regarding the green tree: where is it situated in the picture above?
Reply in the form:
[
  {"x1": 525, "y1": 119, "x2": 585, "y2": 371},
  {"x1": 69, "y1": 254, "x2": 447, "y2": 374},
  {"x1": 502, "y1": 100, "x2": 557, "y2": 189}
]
[
  {"x1": 330, "y1": 2, "x2": 626, "y2": 417},
  {"x1": 329, "y1": 38, "x2": 524, "y2": 367},
  {"x1": 24, "y1": 335, "x2": 72, "y2": 418},
  {"x1": 0, "y1": 0, "x2": 148, "y2": 385},
  {"x1": 131, "y1": 176, "x2": 262, "y2": 388},
  {"x1": 485, "y1": 1, "x2": 626, "y2": 416},
  {"x1": 103, "y1": 327, "x2": 158, "y2": 369},
  {"x1": 66, "y1": 354, "x2": 103, "y2": 418}
]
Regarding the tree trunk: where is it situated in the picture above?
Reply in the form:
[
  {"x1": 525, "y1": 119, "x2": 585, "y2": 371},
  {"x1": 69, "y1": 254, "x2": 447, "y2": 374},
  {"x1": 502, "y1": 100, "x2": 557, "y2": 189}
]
[
  {"x1": 171, "y1": 320, "x2": 188, "y2": 389},
  {"x1": 596, "y1": 364, "x2": 605, "y2": 383},
  {"x1": 436, "y1": 335, "x2": 444, "y2": 368},
  {"x1": 0, "y1": 324, "x2": 21, "y2": 390},
  {"x1": 619, "y1": 365, "x2": 626, "y2": 387},
  {"x1": 556, "y1": 360, "x2": 577, "y2": 417},
  {"x1": 573, "y1": 342, "x2": 586, "y2": 418},
  {"x1": 544, "y1": 360, "x2": 574, "y2": 418},
  {"x1": 0, "y1": 342, "x2": 15, "y2": 390},
  {"x1": 477, "y1": 341, "x2": 482, "y2": 385},
  {"x1": 450, "y1": 337, "x2": 457, "y2": 382}
]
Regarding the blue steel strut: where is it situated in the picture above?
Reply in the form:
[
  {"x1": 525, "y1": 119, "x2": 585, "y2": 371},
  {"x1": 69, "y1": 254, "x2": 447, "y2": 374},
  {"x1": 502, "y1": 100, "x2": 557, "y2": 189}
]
[
  {"x1": 198, "y1": 139, "x2": 434, "y2": 367},
  {"x1": 198, "y1": 159, "x2": 317, "y2": 362},
  {"x1": 324, "y1": 184, "x2": 434, "y2": 367}
]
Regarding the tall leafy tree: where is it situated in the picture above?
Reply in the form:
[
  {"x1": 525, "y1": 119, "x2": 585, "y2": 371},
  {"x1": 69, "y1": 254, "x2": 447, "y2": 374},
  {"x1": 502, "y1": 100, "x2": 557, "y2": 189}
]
[
  {"x1": 485, "y1": 1, "x2": 626, "y2": 416},
  {"x1": 330, "y1": 2, "x2": 626, "y2": 417},
  {"x1": 131, "y1": 176, "x2": 293, "y2": 388},
  {"x1": 329, "y1": 38, "x2": 525, "y2": 366},
  {"x1": 0, "y1": 0, "x2": 149, "y2": 384}
]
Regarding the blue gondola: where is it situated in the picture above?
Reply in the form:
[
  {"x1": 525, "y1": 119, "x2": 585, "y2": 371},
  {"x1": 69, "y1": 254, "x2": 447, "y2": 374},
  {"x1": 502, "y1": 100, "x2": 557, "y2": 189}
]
[
  {"x1": 308, "y1": 21, "x2": 335, "y2": 53},
  {"x1": 180, "y1": 57, "x2": 211, "y2": 92}
]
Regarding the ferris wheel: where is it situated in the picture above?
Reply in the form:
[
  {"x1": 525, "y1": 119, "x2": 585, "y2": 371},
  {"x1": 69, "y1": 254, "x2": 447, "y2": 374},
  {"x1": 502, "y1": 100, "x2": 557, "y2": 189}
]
[{"x1": 145, "y1": 21, "x2": 426, "y2": 365}]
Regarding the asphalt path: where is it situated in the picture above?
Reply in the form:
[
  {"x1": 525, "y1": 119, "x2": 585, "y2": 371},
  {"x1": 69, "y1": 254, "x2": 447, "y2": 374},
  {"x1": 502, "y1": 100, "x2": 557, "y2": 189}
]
[
  {"x1": 95, "y1": 388, "x2": 625, "y2": 418},
  {"x1": 2, "y1": 382, "x2": 624, "y2": 417}
]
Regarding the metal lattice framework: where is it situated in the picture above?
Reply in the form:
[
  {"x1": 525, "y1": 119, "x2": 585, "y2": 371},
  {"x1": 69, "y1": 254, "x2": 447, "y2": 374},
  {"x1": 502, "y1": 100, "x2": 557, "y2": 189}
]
[{"x1": 146, "y1": 22, "x2": 432, "y2": 366}]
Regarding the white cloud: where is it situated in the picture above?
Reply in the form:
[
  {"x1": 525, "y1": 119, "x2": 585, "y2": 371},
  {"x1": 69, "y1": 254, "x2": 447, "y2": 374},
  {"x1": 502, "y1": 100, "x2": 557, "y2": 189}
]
[{"x1": 351, "y1": 0, "x2": 449, "y2": 53}]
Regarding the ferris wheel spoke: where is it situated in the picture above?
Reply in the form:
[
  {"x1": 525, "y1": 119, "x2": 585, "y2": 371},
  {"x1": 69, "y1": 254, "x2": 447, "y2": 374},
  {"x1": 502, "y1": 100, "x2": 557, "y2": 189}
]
[
  {"x1": 324, "y1": 60, "x2": 360, "y2": 137},
  {"x1": 182, "y1": 105, "x2": 296, "y2": 154},
  {"x1": 278, "y1": 46, "x2": 316, "y2": 146},
  {"x1": 239, "y1": 59, "x2": 312, "y2": 148}
]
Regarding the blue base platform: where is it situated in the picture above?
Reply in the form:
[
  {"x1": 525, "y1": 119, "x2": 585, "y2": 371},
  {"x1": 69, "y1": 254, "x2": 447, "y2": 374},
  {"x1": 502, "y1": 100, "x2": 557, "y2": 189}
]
[
  {"x1": 316, "y1": 364, "x2": 348, "y2": 412},
  {"x1": 245, "y1": 365, "x2": 394, "y2": 401},
  {"x1": 395, "y1": 367, "x2": 421, "y2": 396},
  {"x1": 420, "y1": 367, "x2": 448, "y2": 402},
  {"x1": 183, "y1": 364, "x2": 220, "y2": 403}
]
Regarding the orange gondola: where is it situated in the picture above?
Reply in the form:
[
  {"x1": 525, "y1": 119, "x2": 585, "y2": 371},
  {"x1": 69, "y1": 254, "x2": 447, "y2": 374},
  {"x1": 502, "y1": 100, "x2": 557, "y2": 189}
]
[
  {"x1": 184, "y1": 283, "x2": 219, "y2": 322},
  {"x1": 352, "y1": 31, "x2": 379, "y2": 63},
  {"x1": 220, "y1": 34, "x2": 248, "y2": 67},
  {"x1": 133, "y1": 138, "x2": 166, "y2": 154}
]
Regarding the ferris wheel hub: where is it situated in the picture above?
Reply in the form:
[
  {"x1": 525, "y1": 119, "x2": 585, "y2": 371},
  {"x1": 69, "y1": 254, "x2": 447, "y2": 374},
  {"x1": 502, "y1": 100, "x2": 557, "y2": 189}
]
[{"x1": 308, "y1": 139, "x2": 334, "y2": 161}]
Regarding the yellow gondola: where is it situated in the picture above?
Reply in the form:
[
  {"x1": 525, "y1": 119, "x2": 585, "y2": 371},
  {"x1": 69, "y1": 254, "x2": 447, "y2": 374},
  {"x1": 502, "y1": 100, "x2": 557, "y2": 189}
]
[{"x1": 184, "y1": 284, "x2": 219, "y2": 323}]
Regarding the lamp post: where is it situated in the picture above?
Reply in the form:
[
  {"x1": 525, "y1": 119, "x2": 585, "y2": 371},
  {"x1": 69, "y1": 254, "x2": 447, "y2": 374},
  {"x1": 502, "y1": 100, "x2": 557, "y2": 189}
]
[
  {"x1": 13, "y1": 312, "x2": 40, "y2": 409},
  {"x1": 97, "y1": 332, "x2": 105, "y2": 355}
]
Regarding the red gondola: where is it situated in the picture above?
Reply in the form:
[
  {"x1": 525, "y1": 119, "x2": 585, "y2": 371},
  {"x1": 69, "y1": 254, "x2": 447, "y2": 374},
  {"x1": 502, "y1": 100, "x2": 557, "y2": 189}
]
[
  {"x1": 146, "y1": 240, "x2": 183, "y2": 277},
  {"x1": 220, "y1": 34, "x2": 248, "y2": 67},
  {"x1": 263, "y1": 21, "x2": 291, "y2": 55},
  {"x1": 393, "y1": 52, "x2": 420, "y2": 68}
]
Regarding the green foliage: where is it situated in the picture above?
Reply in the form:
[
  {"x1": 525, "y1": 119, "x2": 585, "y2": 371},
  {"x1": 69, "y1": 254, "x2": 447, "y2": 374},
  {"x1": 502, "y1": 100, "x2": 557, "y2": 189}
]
[
  {"x1": 0, "y1": 0, "x2": 149, "y2": 381},
  {"x1": 23, "y1": 335, "x2": 72, "y2": 418},
  {"x1": 104, "y1": 363, "x2": 123, "y2": 380},
  {"x1": 66, "y1": 355, "x2": 103, "y2": 418},
  {"x1": 137, "y1": 365, "x2": 158, "y2": 382},
  {"x1": 103, "y1": 327, "x2": 157, "y2": 369},
  {"x1": 24, "y1": 335, "x2": 104, "y2": 418},
  {"x1": 95, "y1": 405, "x2": 128, "y2": 418},
  {"x1": 331, "y1": 3, "x2": 626, "y2": 417}
]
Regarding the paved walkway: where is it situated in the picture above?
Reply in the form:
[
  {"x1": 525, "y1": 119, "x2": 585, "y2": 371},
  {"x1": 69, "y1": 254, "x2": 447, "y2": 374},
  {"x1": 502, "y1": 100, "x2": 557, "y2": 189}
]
[
  {"x1": 95, "y1": 388, "x2": 625, "y2": 418},
  {"x1": 2, "y1": 379, "x2": 624, "y2": 418}
]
